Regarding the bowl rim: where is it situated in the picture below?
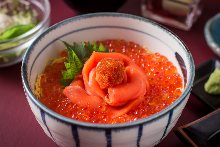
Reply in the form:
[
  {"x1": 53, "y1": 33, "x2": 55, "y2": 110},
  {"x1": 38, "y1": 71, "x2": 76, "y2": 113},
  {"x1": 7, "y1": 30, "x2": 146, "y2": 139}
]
[
  {"x1": 22, "y1": 12, "x2": 195, "y2": 129},
  {"x1": 0, "y1": 0, "x2": 51, "y2": 49}
]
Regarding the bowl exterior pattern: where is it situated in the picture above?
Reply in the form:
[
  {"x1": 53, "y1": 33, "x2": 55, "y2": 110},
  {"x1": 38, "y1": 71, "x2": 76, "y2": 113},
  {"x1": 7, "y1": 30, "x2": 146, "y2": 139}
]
[
  {"x1": 24, "y1": 91, "x2": 189, "y2": 147},
  {"x1": 22, "y1": 13, "x2": 194, "y2": 147}
]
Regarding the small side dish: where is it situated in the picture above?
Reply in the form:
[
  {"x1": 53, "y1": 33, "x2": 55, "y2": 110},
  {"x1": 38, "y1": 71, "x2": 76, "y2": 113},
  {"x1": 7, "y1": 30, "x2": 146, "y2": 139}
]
[
  {"x1": 35, "y1": 39, "x2": 183, "y2": 124},
  {"x1": 0, "y1": 0, "x2": 50, "y2": 67},
  {"x1": 175, "y1": 108, "x2": 220, "y2": 147},
  {"x1": 192, "y1": 59, "x2": 220, "y2": 109},
  {"x1": 0, "y1": 0, "x2": 37, "y2": 43},
  {"x1": 204, "y1": 13, "x2": 220, "y2": 57}
]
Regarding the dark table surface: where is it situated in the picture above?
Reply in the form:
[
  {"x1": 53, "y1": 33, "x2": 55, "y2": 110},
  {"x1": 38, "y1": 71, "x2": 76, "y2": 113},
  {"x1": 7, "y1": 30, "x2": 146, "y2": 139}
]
[{"x1": 0, "y1": 0, "x2": 219, "y2": 147}]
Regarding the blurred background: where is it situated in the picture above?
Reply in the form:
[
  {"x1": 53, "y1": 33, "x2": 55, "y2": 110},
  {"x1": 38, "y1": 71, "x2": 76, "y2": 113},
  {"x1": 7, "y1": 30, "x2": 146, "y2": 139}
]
[{"x1": 0, "y1": 0, "x2": 220, "y2": 147}]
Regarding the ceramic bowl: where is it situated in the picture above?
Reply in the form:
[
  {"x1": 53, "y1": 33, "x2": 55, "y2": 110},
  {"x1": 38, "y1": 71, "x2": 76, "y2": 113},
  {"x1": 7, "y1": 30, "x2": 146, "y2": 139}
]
[
  {"x1": 21, "y1": 12, "x2": 195, "y2": 147},
  {"x1": 0, "y1": 0, "x2": 50, "y2": 67},
  {"x1": 204, "y1": 13, "x2": 220, "y2": 57}
]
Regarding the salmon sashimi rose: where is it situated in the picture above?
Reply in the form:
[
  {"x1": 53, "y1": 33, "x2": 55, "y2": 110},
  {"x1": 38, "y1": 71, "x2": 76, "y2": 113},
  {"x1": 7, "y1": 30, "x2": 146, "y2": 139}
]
[{"x1": 64, "y1": 52, "x2": 149, "y2": 118}]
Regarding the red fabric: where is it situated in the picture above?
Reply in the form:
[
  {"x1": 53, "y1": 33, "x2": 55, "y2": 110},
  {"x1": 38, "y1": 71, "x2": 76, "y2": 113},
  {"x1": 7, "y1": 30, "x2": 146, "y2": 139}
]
[{"x1": 0, "y1": 0, "x2": 219, "y2": 146}]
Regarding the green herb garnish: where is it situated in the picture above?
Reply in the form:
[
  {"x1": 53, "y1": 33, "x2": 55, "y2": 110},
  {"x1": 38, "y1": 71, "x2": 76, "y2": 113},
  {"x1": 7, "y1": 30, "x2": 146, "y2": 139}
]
[{"x1": 61, "y1": 41, "x2": 109, "y2": 86}]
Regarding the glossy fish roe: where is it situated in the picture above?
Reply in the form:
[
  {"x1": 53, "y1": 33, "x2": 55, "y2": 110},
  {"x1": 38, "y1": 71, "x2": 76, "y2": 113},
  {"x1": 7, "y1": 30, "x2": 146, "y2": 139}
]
[{"x1": 37, "y1": 40, "x2": 183, "y2": 124}]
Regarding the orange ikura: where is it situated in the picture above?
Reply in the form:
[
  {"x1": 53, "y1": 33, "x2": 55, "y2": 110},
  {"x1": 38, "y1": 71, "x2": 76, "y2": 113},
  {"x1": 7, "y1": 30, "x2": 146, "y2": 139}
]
[{"x1": 37, "y1": 40, "x2": 183, "y2": 124}]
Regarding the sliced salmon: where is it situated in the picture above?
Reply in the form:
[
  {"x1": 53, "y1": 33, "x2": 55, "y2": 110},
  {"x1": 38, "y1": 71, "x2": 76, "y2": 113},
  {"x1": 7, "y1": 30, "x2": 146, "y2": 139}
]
[
  {"x1": 105, "y1": 66, "x2": 148, "y2": 106},
  {"x1": 87, "y1": 67, "x2": 106, "y2": 97},
  {"x1": 63, "y1": 79, "x2": 103, "y2": 109},
  {"x1": 108, "y1": 95, "x2": 145, "y2": 118}
]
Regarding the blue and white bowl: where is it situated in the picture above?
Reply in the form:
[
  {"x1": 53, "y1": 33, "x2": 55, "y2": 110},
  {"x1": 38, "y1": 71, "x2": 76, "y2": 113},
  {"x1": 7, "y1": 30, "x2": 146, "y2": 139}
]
[{"x1": 21, "y1": 13, "x2": 195, "y2": 147}]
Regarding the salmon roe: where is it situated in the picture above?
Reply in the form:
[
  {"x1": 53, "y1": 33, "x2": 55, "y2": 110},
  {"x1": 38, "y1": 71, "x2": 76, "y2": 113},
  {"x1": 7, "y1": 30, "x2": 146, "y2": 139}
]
[{"x1": 37, "y1": 40, "x2": 183, "y2": 124}]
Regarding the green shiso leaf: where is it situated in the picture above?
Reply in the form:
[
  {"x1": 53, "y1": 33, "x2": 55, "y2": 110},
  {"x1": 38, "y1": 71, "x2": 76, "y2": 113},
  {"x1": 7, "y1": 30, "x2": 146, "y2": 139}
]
[{"x1": 61, "y1": 41, "x2": 109, "y2": 86}]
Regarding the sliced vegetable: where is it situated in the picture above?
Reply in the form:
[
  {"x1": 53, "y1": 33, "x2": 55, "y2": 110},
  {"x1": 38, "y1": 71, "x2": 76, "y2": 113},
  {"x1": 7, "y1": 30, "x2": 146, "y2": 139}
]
[{"x1": 0, "y1": 24, "x2": 35, "y2": 41}]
